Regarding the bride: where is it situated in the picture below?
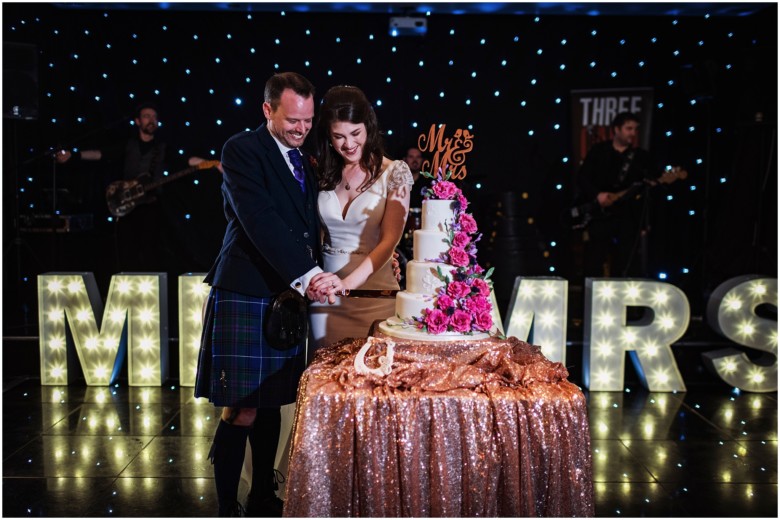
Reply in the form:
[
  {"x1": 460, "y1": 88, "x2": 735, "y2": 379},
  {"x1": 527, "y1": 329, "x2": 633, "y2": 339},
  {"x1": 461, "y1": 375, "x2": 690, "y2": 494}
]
[{"x1": 307, "y1": 85, "x2": 413, "y2": 350}]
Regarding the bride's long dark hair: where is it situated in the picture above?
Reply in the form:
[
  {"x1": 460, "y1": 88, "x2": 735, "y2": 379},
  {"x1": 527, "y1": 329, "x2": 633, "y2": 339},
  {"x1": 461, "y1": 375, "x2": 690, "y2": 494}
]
[{"x1": 315, "y1": 85, "x2": 386, "y2": 191}]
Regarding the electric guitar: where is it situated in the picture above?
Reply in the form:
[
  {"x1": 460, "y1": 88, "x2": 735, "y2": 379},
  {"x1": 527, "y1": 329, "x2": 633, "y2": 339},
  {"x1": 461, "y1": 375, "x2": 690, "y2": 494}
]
[
  {"x1": 563, "y1": 166, "x2": 688, "y2": 230},
  {"x1": 105, "y1": 160, "x2": 221, "y2": 217}
]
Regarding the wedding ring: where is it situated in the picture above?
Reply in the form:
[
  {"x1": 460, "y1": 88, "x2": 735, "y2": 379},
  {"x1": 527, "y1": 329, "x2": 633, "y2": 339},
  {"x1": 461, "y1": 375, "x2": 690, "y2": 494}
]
[{"x1": 331, "y1": 282, "x2": 336, "y2": 288}]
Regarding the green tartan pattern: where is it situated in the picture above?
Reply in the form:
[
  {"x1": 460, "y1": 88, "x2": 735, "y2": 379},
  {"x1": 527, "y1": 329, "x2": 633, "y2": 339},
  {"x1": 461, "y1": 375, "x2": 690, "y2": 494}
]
[{"x1": 194, "y1": 288, "x2": 306, "y2": 408}]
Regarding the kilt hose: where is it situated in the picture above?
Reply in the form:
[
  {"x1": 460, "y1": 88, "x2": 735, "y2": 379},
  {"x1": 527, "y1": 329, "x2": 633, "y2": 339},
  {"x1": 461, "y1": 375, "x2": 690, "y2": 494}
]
[{"x1": 194, "y1": 287, "x2": 307, "y2": 408}]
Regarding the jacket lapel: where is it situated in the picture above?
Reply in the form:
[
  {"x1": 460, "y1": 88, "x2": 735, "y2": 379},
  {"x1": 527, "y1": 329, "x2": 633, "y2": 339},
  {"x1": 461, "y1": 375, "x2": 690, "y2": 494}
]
[
  {"x1": 301, "y1": 151, "x2": 318, "y2": 198},
  {"x1": 257, "y1": 125, "x2": 307, "y2": 220}
]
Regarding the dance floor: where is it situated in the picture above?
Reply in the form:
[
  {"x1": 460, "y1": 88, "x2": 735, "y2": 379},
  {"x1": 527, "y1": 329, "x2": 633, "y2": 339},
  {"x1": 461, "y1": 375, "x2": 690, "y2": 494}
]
[{"x1": 2, "y1": 374, "x2": 777, "y2": 517}]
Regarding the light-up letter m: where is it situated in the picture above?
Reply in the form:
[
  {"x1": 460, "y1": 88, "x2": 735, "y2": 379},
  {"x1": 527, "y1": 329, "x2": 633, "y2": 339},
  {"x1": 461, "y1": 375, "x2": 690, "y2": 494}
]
[
  {"x1": 38, "y1": 273, "x2": 168, "y2": 386},
  {"x1": 504, "y1": 277, "x2": 569, "y2": 364}
]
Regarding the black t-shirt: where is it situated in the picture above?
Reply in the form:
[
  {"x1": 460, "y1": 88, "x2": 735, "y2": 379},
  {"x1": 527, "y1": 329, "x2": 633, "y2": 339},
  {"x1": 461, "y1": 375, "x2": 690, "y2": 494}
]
[
  {"x1": 99, "y1": 135, "x2": 168, "y2": 181},
  {"x1": 576, "y1": 141, "x2": 656, "y2": 201}
]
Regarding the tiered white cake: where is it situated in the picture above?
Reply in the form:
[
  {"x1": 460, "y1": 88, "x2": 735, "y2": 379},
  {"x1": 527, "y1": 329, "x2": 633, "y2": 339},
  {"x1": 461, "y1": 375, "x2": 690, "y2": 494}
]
[{"x1": 378, "y1": 199, "x2": 491, "y2": 341}]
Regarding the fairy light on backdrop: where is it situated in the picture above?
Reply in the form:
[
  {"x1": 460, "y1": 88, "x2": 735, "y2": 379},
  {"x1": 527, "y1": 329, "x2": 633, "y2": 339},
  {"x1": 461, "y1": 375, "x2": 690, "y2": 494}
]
[{"x1": 6, "y1": 5, "x2": 772, "y2": 288}]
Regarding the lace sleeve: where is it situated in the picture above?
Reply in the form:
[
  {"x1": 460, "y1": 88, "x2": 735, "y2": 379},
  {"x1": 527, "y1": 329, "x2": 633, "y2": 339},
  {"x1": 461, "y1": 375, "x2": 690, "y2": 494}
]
[{"x1": 387, "y1": 160, "x2": 414, "y2": 193}]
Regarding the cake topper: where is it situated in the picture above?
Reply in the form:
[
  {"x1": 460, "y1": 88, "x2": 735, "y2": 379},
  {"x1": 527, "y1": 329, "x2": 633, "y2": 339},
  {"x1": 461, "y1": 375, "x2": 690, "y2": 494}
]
[{"x1": 417, "y1": 124, "x2": 474, "y2": 180}]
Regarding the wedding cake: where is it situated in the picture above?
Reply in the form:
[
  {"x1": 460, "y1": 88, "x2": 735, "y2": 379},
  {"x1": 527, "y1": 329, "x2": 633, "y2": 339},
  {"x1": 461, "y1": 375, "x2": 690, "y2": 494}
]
[{"x1": 377, "y1": 175, "x2": 495, "y2": 341}]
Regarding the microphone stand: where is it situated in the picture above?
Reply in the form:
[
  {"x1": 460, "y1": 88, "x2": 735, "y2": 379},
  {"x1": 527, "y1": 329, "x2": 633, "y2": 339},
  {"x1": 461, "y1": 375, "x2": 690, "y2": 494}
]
[{"x1": 622, "y1": 182, "x2": 653, "y2": 278}]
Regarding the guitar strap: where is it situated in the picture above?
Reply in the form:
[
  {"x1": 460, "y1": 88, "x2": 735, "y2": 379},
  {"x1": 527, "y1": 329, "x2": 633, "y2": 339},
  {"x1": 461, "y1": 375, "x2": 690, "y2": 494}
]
[
  {"x1": 146, "y1": 141, "x2": 165, "y2": 180},
  {"x1": 617, "y1": 149, "x2": 635, "y2": 185}
]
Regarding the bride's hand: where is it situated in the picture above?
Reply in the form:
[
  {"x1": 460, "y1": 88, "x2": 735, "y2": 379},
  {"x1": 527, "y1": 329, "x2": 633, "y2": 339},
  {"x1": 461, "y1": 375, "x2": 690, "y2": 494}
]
[
  {"x1": 392, "y1": 251, "x2": 402, "y2": 282},
  {"x1": 305, "y1": 283, "x2": 324, "y2": 302},
  {"x1": 310, "y1": 273, "x2": 349, "y2": 303}
]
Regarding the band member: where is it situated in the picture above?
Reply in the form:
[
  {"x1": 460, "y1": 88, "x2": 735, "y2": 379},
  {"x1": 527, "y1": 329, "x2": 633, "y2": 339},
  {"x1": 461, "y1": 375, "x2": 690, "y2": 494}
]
[
  {"x1": 55, "y1": 102, "x2": 214, "y2": 272},
  {"x1": 575, "y1": 112, "x2": 659, "y2": 278}
]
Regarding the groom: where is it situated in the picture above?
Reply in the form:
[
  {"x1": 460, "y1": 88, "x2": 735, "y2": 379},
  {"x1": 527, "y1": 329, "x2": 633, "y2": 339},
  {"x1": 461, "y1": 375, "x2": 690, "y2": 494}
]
[{"x1": 194, "y1": 71, "x2": 332, "y2": 516}]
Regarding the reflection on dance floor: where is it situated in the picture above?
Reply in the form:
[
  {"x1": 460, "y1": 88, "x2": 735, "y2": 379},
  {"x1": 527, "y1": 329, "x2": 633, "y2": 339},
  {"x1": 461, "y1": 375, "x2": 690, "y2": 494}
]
[{"x1": 2, "y1": 379, "x2": 776, "y2": 517}]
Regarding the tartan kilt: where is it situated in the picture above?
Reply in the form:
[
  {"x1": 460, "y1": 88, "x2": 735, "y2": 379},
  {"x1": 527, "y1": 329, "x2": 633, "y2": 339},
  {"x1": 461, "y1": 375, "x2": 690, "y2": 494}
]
[{"x1": 194, "y1": 287, "x2": 307, "y2": 408}]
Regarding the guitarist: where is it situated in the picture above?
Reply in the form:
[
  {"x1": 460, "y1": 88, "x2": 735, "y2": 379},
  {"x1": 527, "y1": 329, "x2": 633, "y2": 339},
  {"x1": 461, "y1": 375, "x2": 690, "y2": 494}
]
[
  {"x1": 55, "y1": 101, "x2": 214, "y2": 271},
  {"x1": 575, "y1": 112, "x2": 659, "y2": 278}
]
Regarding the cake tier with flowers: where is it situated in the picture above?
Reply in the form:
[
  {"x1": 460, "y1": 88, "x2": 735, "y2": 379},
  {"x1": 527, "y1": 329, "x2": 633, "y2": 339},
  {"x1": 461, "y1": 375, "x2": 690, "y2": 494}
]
[{"x1": 378, "y1": 173, "x2": 495, "y2": 341}]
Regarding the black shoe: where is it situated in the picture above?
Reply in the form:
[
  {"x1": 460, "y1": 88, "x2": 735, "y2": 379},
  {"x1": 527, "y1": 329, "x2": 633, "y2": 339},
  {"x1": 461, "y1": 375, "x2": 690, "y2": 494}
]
[
  {"x1": 219, "y1": 500, "x2": 246, "y2": 517},
  {"x1": 245, "y1": 495, "x2": 284, "y2": 517}
]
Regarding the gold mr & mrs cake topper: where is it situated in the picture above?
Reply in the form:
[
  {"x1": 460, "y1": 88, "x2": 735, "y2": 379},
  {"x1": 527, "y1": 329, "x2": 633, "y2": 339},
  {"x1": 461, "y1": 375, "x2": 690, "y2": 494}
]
[{"x1": 417, "y1": 124, "x2": 474, "y2": 179}]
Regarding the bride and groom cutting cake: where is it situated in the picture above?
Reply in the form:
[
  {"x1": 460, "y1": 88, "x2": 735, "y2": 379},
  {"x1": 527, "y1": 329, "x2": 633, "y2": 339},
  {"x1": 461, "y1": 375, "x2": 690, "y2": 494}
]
[{"x1": 193, "y1": 70, "x2": 552, "y2": 517}]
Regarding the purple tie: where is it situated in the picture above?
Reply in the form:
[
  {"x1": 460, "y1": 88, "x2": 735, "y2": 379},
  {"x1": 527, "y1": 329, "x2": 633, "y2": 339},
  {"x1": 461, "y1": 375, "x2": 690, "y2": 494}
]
[{"x1": 287, "y1": 149, "x2": 306, "y2": 193}]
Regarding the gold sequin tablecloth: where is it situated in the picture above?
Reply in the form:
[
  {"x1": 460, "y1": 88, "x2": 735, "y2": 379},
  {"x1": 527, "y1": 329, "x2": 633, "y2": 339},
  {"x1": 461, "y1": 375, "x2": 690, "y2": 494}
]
[{"x1": 283, "y1": 334, "x2": 594, "y2": 517}]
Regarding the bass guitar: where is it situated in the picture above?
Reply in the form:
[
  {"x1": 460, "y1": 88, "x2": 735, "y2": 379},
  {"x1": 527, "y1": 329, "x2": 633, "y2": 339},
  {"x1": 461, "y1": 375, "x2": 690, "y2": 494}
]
[
  {"x1": 563, "y1": 166, "x2": 687, "y2": 230},
  {"x1": 105, "y1": 160, "x2": 221, "y2": 217}
]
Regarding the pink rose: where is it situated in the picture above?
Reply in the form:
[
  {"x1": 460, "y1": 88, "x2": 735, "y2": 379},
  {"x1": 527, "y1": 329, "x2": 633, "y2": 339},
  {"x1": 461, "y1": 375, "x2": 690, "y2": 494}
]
[
  {"x1": 450, "y1": 309, "x2": 473, "y2": 332},
  {"x1": 476, "y1": 296, "x2": 492, "y2": 313},
  {"x1": 474, "y1": 311, "x2": 493, "y2": 331},
  {"x1": 425, "y1": 308, "x2": 449, "y2": 334},
  {"x1": 432, "y1": 180, "x2": 460, "y2": 200},
  {"x1": 471, "y1": 278, "x2": 490, "y2": 297},
  {"x1": 436, "y1": 293, "x2": 454, "y2": 311},
  {"x1": 459, "y1": 213, "x2": 477, "y2": 233},
  {"x1": 447, "y1": 280, "x2": 471, "y2": 299},
  {"x1": 448, "y1": 247, "x2": 470, "y2": 267},
  {"x1": 451, "y1": 231, "x2": 471, "y2": 248},
  {"x1": 458, "y1": 194, "x2": 469, "y2": 211},
  {"x1": 464, "y1": 295, "x2": 491, "y2": 314}
]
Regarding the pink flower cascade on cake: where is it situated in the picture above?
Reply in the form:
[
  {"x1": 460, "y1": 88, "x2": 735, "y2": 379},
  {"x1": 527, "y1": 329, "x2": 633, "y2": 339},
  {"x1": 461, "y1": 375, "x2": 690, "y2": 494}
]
[{"x1": 412, "y1": 170, "x2": 494, "y2": 334}]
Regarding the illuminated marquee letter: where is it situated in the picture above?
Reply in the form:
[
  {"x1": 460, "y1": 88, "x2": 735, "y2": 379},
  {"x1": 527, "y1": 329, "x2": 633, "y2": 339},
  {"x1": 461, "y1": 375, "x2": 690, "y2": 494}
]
[
  {"x1": 504, "y1": 277, "x2": 568, "y2": 363},
  {"x1": 583, "y1": 279, "x2": 689, "y2": 392},
  {"x1": 703, "y1": 276, "x2": 777, "y2": 393},
  {"x1": 178, "y1": 274, "x2": 210, "y2": 387},
  {"x1": 38, "y1": 273, "x2": 168, "y2": 386}
]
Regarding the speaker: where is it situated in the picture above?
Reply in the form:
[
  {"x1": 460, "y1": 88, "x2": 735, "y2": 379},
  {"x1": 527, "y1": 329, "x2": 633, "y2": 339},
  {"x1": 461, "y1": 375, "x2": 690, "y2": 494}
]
[{"x1": 3, "y1": 42, "x2": 38, "y2": 120}]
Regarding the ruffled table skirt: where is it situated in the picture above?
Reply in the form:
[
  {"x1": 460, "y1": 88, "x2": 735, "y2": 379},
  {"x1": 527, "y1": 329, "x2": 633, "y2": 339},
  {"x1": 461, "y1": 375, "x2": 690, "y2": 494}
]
[{"x1": 283, "y1": 332, "x2": 594, "y2": 517}]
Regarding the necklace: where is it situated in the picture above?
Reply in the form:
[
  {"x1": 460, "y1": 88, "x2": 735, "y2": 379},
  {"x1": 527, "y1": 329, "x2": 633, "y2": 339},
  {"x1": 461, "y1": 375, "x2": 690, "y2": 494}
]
[{"x1": 343, "y1": 167, "x2": 362, "y2": 191}]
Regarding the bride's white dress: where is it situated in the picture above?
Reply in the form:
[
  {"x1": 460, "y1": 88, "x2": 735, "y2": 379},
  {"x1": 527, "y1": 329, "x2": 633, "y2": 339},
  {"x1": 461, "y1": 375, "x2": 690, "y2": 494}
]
[{"x1": 309, "y1": 160, "x2": 413, "y2": 350}]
